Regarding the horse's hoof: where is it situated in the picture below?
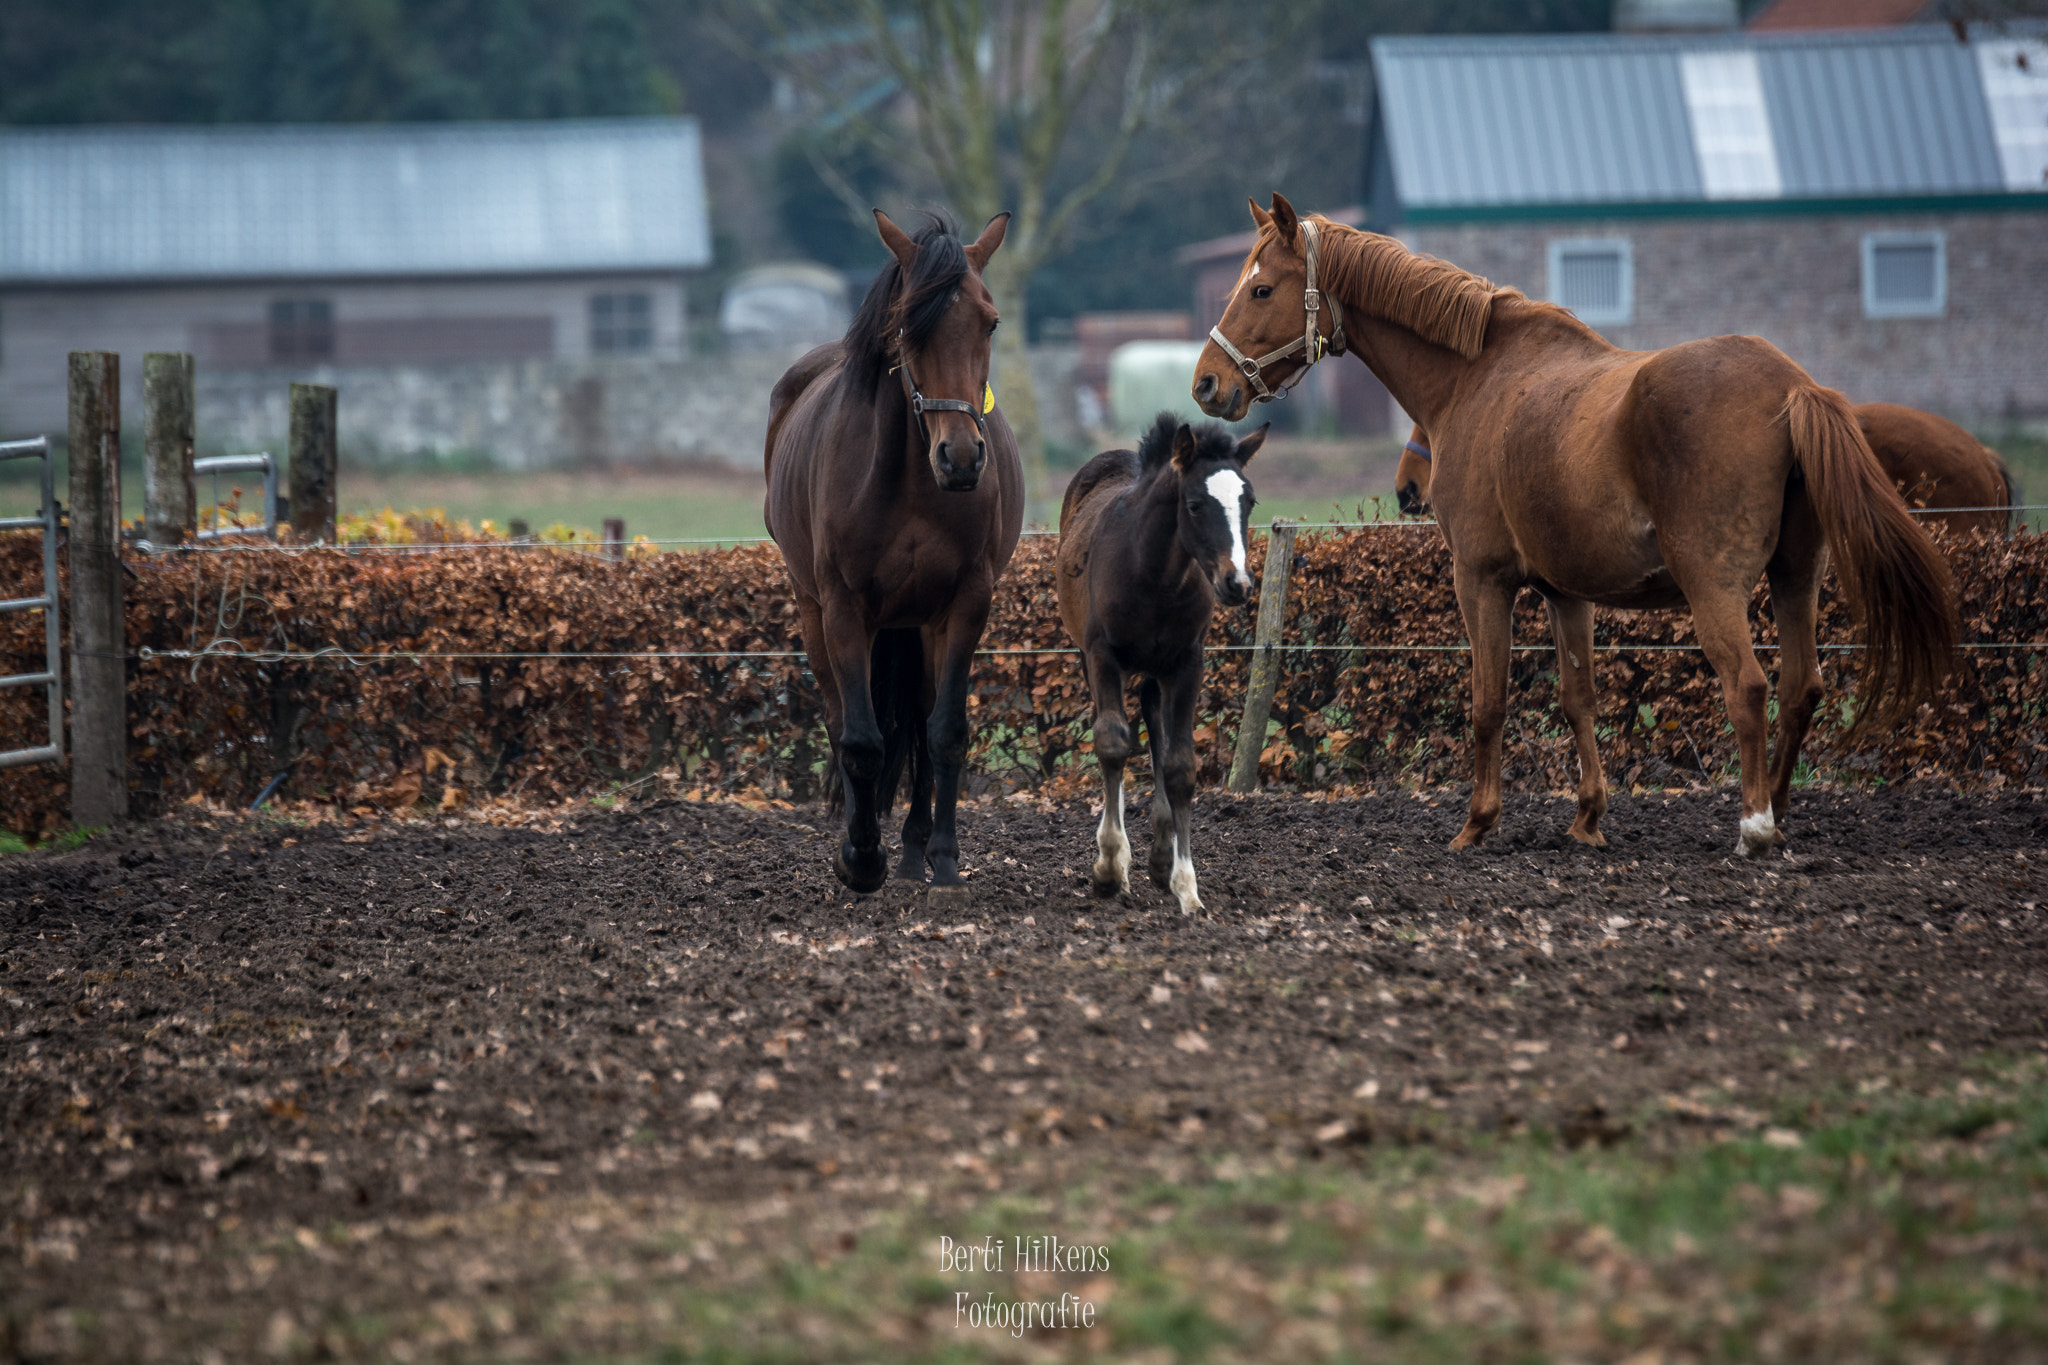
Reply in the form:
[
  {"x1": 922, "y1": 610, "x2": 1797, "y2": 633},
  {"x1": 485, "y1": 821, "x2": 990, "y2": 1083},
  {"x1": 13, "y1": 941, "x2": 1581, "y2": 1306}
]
[
  {"x1": 1091, "y1": 874, "x2": 1126, "y2": 898},
  {"x1": 1569, "y1": 825, "x2": 1607, "y2": 848},
  {"x1": 1735, "y1": 810, "x2": 1777, "y2": 859},
  {"x1": 893, "y1": 852, "x2": 929, "y2": 883},
  {"x1": 1449, "y1": 825, "x2": 1488, "y2": 850},
  {"x1": 928, "y1": 882, "x2": 972, "y2": 910},
  {"x1": 834, "y1": 841, "x2": 889, "y2": 894}
]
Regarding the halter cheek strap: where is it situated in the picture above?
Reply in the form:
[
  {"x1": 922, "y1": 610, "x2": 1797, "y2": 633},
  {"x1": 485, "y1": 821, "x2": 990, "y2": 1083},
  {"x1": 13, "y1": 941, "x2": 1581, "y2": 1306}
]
[
  {"x1": 1207, "y1": 218, "x2": 1348, "y2": 403},
  {"x1": 896, "y1": 329, "x2": 989, "y2": 447},
  {"x1": 1404, "y1": 439, "x2": 1432, "y2": 462}
]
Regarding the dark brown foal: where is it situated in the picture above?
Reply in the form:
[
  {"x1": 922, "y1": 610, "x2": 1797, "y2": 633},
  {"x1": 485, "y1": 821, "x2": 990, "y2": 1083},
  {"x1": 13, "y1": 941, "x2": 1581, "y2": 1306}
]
[{"x1": 1056, "y1": 415, "x2": 1264, "y2": 913}]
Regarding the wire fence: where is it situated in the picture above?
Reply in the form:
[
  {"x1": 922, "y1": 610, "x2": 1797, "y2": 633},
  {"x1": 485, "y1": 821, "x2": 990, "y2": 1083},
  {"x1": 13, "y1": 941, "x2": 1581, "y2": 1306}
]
[{"x1": 127, "y1": 503, "x2": 2048, "y2": 556}]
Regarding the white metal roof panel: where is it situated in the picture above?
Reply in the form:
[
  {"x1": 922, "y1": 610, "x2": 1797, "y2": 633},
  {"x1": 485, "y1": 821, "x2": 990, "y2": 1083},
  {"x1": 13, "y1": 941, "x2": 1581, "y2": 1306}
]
[{"x1": 0, "y1": 118, "x2": 711, "y2": 284}]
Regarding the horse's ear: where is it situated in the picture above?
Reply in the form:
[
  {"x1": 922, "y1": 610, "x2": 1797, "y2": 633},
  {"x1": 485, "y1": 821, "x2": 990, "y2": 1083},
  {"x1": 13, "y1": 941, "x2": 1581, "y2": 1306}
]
[
  {"x1": 966, "y1": 212, "x2": 1010, "y2": 271},
  {"x1": 1247, "y1": 197, "x2": 1273, "y2": 231},
  {"x1": 1170, "y1": 423, "x2": 1198, "y2": 474},
  {"x1": 1233, "y1": 423, "x2": 1270, "y2": 467},
  {"x1": 874, "y1": 209, "x2": 918, "y2": 272},
  {"x1": 1269, "y1": 193, "x2": 1299, "y2": 245}
]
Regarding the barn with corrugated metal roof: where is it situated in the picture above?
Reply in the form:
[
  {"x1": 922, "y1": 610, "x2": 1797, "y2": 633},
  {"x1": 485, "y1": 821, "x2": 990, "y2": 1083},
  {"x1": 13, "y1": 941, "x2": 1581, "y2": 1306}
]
[
  {"x1": 0, "y1": 118, "x2": 710, "y2": 436},
  {"x1": 1361, "y1": 23, "x2": 2048, "y2": 428}
]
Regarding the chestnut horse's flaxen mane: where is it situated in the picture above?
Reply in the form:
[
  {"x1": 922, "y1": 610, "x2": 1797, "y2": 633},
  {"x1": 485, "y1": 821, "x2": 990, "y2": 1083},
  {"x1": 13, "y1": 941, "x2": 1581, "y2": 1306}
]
[{"x1": 1304, "y1": 216, "x2": 1589, "y2": 362}]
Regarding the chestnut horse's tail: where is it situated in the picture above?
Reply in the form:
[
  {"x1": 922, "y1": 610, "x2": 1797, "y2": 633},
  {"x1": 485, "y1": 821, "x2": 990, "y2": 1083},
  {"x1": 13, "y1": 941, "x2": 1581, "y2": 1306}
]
[{"x1": 1783, "y1": 384, "x2": 1958, "y2": 733}]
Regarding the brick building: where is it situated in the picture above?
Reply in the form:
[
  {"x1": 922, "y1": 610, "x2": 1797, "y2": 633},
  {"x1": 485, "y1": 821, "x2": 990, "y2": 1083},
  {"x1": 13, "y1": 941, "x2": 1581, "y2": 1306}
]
[{"x1": 1359, "y1": 24, "x2": 2048, "y2": 430}]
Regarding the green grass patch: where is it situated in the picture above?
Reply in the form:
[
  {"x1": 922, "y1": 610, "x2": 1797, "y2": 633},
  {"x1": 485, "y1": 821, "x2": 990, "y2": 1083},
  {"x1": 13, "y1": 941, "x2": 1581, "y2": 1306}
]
[
  {"x1": 520, "y1": 1057, "x2": 2048, "y2": 1362},
  {"x1": 1, "y1": 825, "x2": 99, "y2": 855}
]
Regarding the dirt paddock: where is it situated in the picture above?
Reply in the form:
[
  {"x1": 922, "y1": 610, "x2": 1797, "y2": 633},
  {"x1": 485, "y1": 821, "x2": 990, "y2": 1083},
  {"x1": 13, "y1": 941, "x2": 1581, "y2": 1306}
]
[{"x1": 4, "y1": 785, "x2": 2046, "y2": 1359}]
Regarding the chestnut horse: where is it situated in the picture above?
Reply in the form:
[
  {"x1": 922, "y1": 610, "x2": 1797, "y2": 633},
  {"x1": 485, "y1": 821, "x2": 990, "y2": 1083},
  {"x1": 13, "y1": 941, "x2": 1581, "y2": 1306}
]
[
  {"x1": 1857, "y1": 404, "x2": 2014, "y2": 535},
  {"x1": 1057, "y1": 414, "x2": 1265, "y2": 913},
  {"x1": 1402, "y1": 407, "x2": 2014, "y2": 534},
  {"x1": 1195, "y1": 195, "x2": 1957, "y2": 857},
  {"x1": 765, "y1": 210, "x2": 1023, "y2": 893}
]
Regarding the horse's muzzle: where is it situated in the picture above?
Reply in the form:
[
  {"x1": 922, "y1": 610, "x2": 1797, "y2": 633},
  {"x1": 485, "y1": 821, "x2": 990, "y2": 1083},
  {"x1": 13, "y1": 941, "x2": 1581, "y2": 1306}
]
[
  {"x1": 1215, "y1": 568, "x2": 1253, "y2": 608},
  {"x1": 932, "y1": 438, "x2": 987, "y2": 492},
  {"x1": 1194, "y1": 375, "x2": 1248, "y2": 422},
  {"x1": 1397, "y1": 481, "x2": 1427, "y2": 516}
]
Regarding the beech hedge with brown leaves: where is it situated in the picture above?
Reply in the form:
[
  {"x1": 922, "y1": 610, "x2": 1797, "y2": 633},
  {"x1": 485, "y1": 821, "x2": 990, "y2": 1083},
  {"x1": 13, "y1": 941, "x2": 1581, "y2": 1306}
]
[{"x1": 3, "y1": 523, "x2": 2044, "y2": 833}]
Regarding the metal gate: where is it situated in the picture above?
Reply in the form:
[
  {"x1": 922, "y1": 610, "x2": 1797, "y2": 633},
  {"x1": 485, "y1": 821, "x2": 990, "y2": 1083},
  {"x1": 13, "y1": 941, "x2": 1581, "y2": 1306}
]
[{"x1": 1, "y1": 436, "x2": 64, "y2": 769}]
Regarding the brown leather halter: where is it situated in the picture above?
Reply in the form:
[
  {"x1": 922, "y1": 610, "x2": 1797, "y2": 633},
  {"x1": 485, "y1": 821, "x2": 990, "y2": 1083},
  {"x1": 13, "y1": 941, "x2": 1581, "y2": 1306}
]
[
  {"x1": 896, "y1": 328, "x2": 988, "y2": 447},
  {"x1": 1206, "y1": 218, "x2": 1347, "y2": 402}
]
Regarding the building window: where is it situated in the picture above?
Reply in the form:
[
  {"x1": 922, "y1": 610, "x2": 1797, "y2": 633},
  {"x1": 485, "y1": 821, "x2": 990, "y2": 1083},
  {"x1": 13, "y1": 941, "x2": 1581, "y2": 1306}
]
[
  {"x1": 1547, "y1": 238, "x2": 1633, "y2": 326},
  {"x1": 1862, "y1": 231, "x2": 1945, "y2": 318},
  {"x1": 269, "y1": 299, "x2": 334, "y2": 363},
  {"x1": 590, "y1": 292, "x2": 653, "y2": 354}
]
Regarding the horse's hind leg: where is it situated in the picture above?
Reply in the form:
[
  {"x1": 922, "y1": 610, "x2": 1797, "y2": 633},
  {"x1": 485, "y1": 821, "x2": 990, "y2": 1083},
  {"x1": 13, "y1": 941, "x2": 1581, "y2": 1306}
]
[
  {"x1": 1141, "y1": 673, "x2": 1202, "y2": 913},
  {"x1": 1085, "y1": 648, "x2": 1133, "y2": 896},
  {"x1": 1451, "y1": 569, "x2": 1516, "y2": 849},
  {"x1": 1689, "y1": 591, "x2": 1778, "y2": 858},
  {"x1": 1544, "y1": 596, "x2": 1608, "y2": 846},
  {"x1": 922, "y1": 596, "x2": 993, "y2": 890},
  {"x1": 821, "y1": 603, "x2": 888, "y2": 893},
  {"x1": 895, "y1": 720, "x2": 934, "y2": 881},
  {"x1": 890, "y1": 635, "x2": 935, "y2": 881},
  {"x1": 1765, "y1": 510, "x2": 1826, "y2": 840}
]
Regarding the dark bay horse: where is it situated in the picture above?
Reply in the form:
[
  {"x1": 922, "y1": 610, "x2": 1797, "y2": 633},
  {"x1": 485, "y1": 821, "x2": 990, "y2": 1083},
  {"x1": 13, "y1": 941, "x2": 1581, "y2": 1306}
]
[
  {"x1": 1403, "y1": 407, "x2": 2015, "y2": 535},
  {"x1": 1057, "y1": 414, "x2": 1264, "y2": 913},
  {"x1": 1195, "y1": 194, "x2": 1956, "y2": 858},
  {"x1": 765, "y1": 210, "x2": 1023, "y2": 893}
]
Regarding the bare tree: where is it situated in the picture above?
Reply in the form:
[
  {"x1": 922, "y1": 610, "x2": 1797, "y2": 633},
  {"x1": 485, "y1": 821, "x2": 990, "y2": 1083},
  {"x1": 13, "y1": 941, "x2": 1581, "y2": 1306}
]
[{"x1": 746, "y1": 0, "x2": 1272, "y2": 508}]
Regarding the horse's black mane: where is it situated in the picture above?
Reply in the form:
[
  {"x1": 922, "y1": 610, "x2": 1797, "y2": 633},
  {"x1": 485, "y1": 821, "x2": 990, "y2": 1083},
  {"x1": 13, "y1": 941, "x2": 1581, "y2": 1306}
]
[
  {"x1": 845, "y1": 212, "x2": 971, "y2": 391},
  {"x1": 1136, "y1": 412, "x2": 1240, "y2": 473},
  {"x1": 1061, "y1": 413, "x2": 1244, "y2": 525}
]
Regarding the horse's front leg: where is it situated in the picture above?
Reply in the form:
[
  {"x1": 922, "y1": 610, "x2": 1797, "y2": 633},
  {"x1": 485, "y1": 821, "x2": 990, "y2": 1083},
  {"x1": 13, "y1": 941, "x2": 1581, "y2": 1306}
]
[
  {"x1": 1143, "y1": 665, "x2": 1204, "y2": 914},
  {"x1": 1084, "y1": 644, "x2": 1132, "y2": 896},
  {"x1": 822, "y1": 602, "x2": 887, "y2": 893},
  {"x1": 922, "y1": 592, "x2": 993, "y2": 889},
  {"x1": 1544, "y1": 596, "x2": 1608, "y2": 846},
  {"x1": 1452, "y1": 569, "x2": 1515, "y2": 849}
]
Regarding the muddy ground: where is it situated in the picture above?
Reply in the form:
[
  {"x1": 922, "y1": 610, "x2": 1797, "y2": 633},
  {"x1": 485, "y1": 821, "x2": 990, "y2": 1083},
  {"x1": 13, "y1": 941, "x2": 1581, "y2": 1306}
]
[{"x1": 4, "y1": 785, "x2": 2046, "y2": 1360}]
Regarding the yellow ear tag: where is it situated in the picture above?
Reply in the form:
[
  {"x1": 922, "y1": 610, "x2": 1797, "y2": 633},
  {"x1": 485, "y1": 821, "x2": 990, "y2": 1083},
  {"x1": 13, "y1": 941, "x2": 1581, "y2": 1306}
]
[{"x1": 982, "y1": 382, "x2": 996, "y2": 415}]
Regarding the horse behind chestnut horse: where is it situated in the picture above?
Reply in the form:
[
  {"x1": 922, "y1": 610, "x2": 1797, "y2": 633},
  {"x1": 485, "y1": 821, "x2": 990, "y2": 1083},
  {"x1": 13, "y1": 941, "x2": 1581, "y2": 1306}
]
[
  {"x1": 1057, "y1": 414, "x2": 1265, "y2": 913},
  {"x1": 764, "y1": 210, "x2": 1023, "y2": 894},
  {"x1": 1400, "y1": 407, "x2": 2014, "y2": 535},
  {"x1": 1196, "y1": 194, "x2": 1957, "y2": 858},
  {"x1": 1856, "y1": 403, "x2": 2015, "y2": 535}
]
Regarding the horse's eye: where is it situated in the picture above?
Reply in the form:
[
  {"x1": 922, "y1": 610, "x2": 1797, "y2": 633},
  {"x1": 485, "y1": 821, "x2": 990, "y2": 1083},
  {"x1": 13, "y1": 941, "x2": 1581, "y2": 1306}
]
[
  {"x1": 989, "y1": 318, "x2": 1000, "y2": 335},
  {"x1": 1252, "y1": 285, "x2": 1273, "y2": 300}
]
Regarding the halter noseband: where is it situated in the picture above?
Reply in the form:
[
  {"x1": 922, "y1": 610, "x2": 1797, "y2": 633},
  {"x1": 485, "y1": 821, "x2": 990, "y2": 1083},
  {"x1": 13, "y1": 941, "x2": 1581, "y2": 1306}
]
[
  {"x1": 1207, "y1": 218, "x2": 1348, "y2": 403},
  {"x1": 896, "y1": 329, "x2": 988, "y2": 448},
  {"x1": 1404, "y1": 438, "x2": 1432, "y2": 463}
]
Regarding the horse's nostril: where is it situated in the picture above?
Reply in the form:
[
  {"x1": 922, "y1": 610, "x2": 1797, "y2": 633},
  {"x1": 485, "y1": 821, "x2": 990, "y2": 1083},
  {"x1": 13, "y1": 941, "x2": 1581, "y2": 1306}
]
[{"x1": 1196, "y1": 374, "x2": 1216, "y2": 401}]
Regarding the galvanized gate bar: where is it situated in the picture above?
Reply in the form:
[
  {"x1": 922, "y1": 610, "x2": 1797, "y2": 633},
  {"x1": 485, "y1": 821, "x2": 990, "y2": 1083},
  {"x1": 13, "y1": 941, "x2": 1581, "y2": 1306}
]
[
  {"x1": 0, "y1": 435, "x2": 63, "y2": 769},
  {"x1": 193, "y1": 453, "x2": 279, "y2": 540}
]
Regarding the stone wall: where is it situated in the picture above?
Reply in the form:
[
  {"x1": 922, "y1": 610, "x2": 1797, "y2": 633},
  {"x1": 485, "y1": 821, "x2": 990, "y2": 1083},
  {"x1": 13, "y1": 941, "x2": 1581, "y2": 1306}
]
[
  {"x1": 196, "y1": 342, "x2": 1085, "y2": 471},
  {"x1": 1408, "y1": 209, "x2": 2048, "y2": 427}
]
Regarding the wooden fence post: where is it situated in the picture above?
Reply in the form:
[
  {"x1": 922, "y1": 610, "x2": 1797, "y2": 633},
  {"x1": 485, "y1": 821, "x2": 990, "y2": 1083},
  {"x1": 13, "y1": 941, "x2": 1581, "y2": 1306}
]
[
  {"x1": 288, "y1": 382, "x2": 337, "y2": 543},
  {"x1": 143, "y1": 352, "x2": 196, "y2": 546},
  {"x1": 1227, "y1": 518, "x2": 1298, "y2": 794},
  {"x1": 603, "y1": 517, "x2": 626, "y2": 562},
  {"x1": 68, "y1": 351, "x2": 128, "y2": 825}
]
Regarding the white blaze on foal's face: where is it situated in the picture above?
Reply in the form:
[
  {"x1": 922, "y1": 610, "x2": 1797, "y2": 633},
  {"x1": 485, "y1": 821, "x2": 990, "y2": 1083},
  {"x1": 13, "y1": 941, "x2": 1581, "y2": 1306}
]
[{"x1": 1203, "y1": 468, "x2": 1251, "y2": 588}]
